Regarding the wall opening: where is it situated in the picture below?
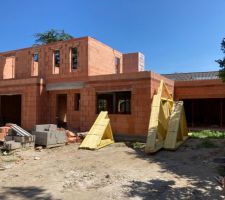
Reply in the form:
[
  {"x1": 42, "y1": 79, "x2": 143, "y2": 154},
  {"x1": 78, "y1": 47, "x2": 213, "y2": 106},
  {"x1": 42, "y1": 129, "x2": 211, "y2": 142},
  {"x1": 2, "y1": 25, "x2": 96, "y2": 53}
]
[
  {"x1": 53, "y1": 50, "x2": 60, "y2": 74},
  {"x1": 31, "y1": 53, "x2": 39, "y2": 76},
  {"x1": 96, "y1": 91, "x2": 131, "y2": 114},
  {"x1": 74, "y1": 93, "x2": 80, "y2": 111},
  {"x1": 56, "y1": 94, "x2": 67, "y2": 128},
  {"x1": 3, "y1": 56, "x2": 15, "y2": 79},
  {"x1": 183, "y1": 98, "x2": 225, "y2": 129},
  {"x1": 0, "y1": 95, "x2": 21, "y2": 126},
  {"x1": 71, "y1": 47, "x2": 78, "y2": 70},
  {"x1": 115, "y1": 57, "x2": 121, "y2": 74}
]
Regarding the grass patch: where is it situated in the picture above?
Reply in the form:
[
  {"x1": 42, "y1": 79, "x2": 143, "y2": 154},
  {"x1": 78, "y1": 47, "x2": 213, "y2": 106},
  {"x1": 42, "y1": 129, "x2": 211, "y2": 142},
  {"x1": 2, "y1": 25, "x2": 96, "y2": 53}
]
[
  {"x1": 131, "y1": 142, "x2": 145, "y2": 149},
  {"x1": 189, "y1": 130, "x2": 225, "y2": 139},
  {"x1": 197, "y1": 139, "x2": 218, "y2": 148}
]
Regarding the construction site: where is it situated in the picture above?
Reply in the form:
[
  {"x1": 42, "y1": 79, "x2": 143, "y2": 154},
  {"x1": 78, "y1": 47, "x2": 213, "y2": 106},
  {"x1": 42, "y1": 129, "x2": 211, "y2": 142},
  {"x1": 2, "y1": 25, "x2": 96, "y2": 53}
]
[{"x1": 0, "y1": 37, "x2": 225, "y2": 199}]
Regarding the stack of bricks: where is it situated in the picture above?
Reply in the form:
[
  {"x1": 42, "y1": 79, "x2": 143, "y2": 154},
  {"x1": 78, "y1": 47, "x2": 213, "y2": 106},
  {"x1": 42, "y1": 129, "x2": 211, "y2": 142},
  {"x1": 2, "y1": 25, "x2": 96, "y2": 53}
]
[{"x1": 0, "y1": 126, "x2": 11, "y2": 141}]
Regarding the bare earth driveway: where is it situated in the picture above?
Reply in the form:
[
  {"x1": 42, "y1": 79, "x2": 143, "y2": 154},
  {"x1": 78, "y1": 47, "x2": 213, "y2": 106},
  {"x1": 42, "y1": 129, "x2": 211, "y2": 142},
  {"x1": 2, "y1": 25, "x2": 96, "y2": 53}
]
[{"x1": 0, "y1": 138, "x2": 224, "y2": 200}]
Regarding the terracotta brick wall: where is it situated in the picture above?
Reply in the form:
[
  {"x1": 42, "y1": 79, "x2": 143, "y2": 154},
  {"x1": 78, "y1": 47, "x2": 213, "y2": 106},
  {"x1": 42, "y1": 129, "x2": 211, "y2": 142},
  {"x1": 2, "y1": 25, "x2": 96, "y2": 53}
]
[
  {"x1": 150, "y1": 71, "x2": 174, "y2": 98},
  {"x1": 0, "y1": 37, "x2": 143, "y2": 83},
  {"x1": 123, "y1": 52, "x2": 144, "y2": 73},
  {"x1": 43, "y1": 38, "x2": 88, "y2": 80},
  {"x1": 83, "y1": 73, "x2": 151, "y2": 136},
  {"x1": 174, "y1": 79, "x2": 225, "y2": 100},
  {"x1": 0, "y1": 78, "x2": 45, "y2": 130},
  {"x1": 88, "y1": 37, "x2": 123, "y2": 76},
  {"x1": 0, "y1": 71, "x2": 174, "y2": 137},
  {"x1": 48, "y1": 89, "x2": 82, "y2": 131},
  {"x1": 0, "y1": 37, "x2": 89, "y2": 83},
  {"x1": 87, "y1": 72, "x2": 173, "y2": 137},
  {"x1": 67, "y1": 72, "x2": 173, "y2": 136},
  {"x1": 43, "y1": 71, "x2": 174, "y2": 137}
]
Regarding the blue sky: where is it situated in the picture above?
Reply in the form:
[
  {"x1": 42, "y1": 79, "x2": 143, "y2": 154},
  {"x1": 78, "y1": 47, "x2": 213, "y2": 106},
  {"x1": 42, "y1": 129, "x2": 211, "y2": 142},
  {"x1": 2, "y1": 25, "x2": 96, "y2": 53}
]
[{"x1": 0, "y1": 0, "x2": 225, "y2": 73}]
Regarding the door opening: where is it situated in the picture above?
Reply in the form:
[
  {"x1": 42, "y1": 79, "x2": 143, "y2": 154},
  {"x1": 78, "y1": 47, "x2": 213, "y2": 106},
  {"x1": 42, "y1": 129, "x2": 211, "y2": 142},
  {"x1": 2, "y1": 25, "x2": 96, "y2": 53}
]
[{"x1": 56, "y1": 94, "x2": 67, "y2": 128}]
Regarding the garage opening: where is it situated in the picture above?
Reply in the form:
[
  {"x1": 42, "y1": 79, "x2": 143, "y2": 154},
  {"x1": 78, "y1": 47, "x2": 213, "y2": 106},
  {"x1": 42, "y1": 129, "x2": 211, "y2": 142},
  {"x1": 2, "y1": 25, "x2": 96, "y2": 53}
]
[
  {"x1": 183, "y1": 99, "x2": 225, "y2": 129},
  {"x1": 0, "y1": 95, "x2": 21, "y2": 126},
  {"x1": 56, "y1": 94, "x2": 67, "y2": 128}
]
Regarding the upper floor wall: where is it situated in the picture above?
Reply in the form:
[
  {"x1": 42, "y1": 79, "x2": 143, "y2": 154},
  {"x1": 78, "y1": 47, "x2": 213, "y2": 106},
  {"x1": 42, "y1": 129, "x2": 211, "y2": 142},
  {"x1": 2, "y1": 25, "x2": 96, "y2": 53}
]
[
  {"x1": 123, "y1": 52, "x2": 145, "y2": 73},
  {"x1": 0, "y1": 36, "x2": 144, "y2": 83},
  {"x1": 0, "y1": 37, "x2": 89, "y2": 82},
  {"x1": 88, "y1": 37, "x2": 123, "y2": 76}
]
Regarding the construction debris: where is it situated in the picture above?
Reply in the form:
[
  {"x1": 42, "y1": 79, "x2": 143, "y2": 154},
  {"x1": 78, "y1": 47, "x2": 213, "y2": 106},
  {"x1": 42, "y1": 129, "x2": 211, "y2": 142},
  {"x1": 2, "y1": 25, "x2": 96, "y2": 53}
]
[
  {"x1": 34, "y1": 156, "x2": 40, "y2": 160},
  {"x1": 66, "y1": 130, "x2": 81, "y2": 143},
  {"x1": 11, "y1": 124, "x2": 33, "y2": 137},
  {"x1": 145, "y1": 80, "x2": 188, "y2": 153},
  {"x1": 77, "y1": 132, "x2": 88, "y2": 140},
  {"x1": 2, "y1": 124, "x2": 35, "y2": 150},
  {"x1": 35, "y1": 146, "x2": 43, "y2": 151},
  {"x1": 0, "y1": 126, "x2": 11, "y2": 141},
  {"x1": 79, "y1": 111, "x2": 114, "y2": 150},
  {"x1": 32, "y1": 124, "x2": 67, "y2": 148},
  {"x1": 4, "y1": 141, "x2": 21, "y2": 150}
]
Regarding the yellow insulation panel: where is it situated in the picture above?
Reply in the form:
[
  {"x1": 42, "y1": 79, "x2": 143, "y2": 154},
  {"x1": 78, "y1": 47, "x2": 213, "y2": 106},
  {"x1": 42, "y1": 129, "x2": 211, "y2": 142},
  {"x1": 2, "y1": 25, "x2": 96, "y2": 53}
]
[
  {"x1": 79, "y1": 111, "x2": 114, "y2": 150},
  {"x1": 145, "y1": 80, "x2": 188, "y2": 153}
]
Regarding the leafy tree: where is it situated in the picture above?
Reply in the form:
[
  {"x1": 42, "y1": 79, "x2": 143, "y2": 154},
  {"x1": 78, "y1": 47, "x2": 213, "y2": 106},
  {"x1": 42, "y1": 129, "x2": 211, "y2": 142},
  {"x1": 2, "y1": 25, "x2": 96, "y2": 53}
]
[
  {"x1": 216, "y1": 38, "x2": 225, "y2": 81},
  {"x1": 34, "y1": 29, "x2": 73, "y2": 45}
]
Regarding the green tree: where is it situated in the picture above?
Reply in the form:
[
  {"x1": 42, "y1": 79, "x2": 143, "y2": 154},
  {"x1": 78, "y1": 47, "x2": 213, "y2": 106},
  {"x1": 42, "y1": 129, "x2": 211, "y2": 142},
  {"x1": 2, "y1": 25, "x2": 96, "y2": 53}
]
[
  {"x1": 34, "y1": 29, "x2": 73, "y2": 45},
  {"x1": 216, "y1": 38, "x2": 225, "y2": 81}
]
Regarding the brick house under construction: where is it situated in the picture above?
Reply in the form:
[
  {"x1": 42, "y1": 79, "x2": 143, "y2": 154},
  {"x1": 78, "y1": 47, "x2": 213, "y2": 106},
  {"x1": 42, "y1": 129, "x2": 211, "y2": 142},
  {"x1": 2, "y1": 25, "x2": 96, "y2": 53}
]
[{"x1": 0, "y1": 36, "x2": 224, "y2": 139}]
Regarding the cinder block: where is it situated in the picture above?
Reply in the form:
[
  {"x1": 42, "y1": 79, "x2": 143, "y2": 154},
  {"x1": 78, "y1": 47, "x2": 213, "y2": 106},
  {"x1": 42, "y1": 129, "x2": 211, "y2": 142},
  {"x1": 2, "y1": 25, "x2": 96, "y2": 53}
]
[
  {"x1": 21, "y1": 142, "x2": 35, "y2": 148},
  {"x1": 5, "y1": 136, "x2": 13, "y2": 141},
  {"x1": 14, "y1": 136, "x2": 26, "y2": 143},
  {"x1": 4, "y1": 141, "x2": 21, "y2": 150}
]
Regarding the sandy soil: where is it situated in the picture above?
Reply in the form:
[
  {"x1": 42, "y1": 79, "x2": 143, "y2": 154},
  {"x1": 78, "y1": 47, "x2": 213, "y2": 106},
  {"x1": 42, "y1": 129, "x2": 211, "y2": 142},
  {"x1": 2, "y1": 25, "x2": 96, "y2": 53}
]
[{"x1": 0, "y1": 138, "x2": 224, "y2": 200}]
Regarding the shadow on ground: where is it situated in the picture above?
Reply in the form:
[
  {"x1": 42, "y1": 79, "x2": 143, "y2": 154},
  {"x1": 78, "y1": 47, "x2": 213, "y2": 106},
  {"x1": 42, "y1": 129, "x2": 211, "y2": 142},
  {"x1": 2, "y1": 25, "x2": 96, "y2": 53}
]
[
  {"x1": 124, "y1": 179, "x2": 219, "y2": 200},
  {"x1": 124, "y1": 138, "x2": 225, "y2": 199},
  {"x1": 0, "y1": 186, "x2": 56, "y2": 200},
  {"x1": 123, "y1": 179, "x2": 213, "y2": 200}
]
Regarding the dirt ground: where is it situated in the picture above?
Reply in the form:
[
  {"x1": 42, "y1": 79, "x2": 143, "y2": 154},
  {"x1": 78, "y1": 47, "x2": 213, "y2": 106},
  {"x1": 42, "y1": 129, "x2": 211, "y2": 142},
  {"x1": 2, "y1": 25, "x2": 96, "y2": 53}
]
[{"x1": 0, "y1": 138, "x2": 225, "y2": 200}]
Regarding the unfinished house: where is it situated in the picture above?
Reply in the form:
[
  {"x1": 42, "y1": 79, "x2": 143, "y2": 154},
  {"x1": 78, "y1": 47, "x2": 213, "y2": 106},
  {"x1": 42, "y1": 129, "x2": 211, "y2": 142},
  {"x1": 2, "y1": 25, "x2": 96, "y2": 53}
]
[
  {"x1": 0, "y1": 37, "x2": 173, "y2": 139},
  {"x1": 0, "y1": 36, "x2": 224, "y2": 139}
]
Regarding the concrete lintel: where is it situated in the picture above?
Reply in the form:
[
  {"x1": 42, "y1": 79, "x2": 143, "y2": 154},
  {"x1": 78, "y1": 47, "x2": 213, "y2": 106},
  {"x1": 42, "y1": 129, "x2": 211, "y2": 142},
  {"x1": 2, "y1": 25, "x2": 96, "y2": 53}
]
[{"x1": 46, "y1": 82, "x2": 85, "y2": 91}]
